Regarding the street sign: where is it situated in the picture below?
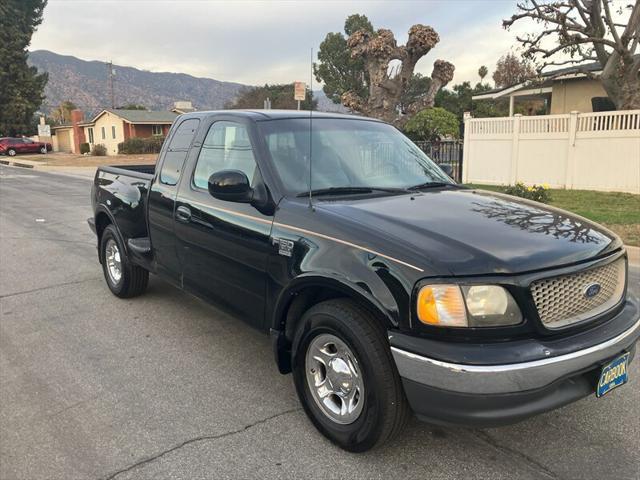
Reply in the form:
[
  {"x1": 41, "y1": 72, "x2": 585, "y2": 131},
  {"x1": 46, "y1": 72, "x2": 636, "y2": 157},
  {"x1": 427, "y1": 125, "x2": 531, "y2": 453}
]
[
  {"x1": 294, "y1": 82, "x2": 306, "y2": 101},
  {"x1": 38, "y1": 124, "x2": 51, "y2": 137}
]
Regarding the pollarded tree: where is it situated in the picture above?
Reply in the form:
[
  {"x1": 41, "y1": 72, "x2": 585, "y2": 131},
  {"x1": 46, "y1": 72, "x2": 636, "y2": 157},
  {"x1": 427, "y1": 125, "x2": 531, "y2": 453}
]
[
  {"x1": 504, "y1": 0, "x2": 640, "y2": 110},
  {"x1": 340, "y1": 25, "x2": 455, "y2": 127}
]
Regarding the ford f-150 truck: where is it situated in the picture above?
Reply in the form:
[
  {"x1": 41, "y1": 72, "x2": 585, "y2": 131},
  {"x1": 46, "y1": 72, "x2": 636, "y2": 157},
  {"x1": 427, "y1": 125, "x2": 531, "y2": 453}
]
[{"x1": 90, "y1": 110, "x2": 639, "y2": 452}]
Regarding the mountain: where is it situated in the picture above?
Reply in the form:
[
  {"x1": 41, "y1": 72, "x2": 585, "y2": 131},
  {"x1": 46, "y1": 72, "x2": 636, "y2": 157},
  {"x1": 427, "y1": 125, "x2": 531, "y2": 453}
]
[
  {"x1": 27, "y1": 50, "x2": 247, "y2": 114},
  {"x1": 313, "y1": 90, "x2": 350, "y2": 114}
]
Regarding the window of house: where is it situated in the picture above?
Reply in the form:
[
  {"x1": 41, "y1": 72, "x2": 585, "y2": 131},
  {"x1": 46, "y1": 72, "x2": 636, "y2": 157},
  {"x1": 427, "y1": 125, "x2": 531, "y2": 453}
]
[
  {"x1": 152, "y1": 125, "x2": 163, "y2": 136},
  {"x1": 112, "y1": 125, "x2": 116, "y2": 139},
  {"x1": 159, "y1": 118, "x2": 200, "y2": 186},
  {"x1": 193, "y1": 121, "x2": 257, "y2": 189},
  {"x1": 101, "y1": 127, "x2": 105, "y2": 140},
  {"x1": 88, "y1": 128, "x2": 94, "y2": 144}
]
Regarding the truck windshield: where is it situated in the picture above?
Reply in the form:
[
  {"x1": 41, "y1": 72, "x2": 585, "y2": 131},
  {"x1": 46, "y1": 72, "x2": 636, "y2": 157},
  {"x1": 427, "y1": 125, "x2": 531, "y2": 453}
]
[{"x1": 258, "y1": 118, "x2": 453, "y2": 196}]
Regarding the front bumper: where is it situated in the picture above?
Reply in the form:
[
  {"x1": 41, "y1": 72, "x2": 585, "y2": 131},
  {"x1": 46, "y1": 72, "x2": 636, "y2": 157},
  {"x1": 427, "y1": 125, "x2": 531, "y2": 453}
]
[{"x1": 391, "y1": 295, "x2": 640, "y2": 426}]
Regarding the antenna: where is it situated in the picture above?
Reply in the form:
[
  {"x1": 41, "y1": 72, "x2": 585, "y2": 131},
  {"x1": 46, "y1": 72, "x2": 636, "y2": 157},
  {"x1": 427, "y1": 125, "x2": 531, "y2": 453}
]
[{"x1": 308, "y1": 47, "x2": 314, "y2": 209}]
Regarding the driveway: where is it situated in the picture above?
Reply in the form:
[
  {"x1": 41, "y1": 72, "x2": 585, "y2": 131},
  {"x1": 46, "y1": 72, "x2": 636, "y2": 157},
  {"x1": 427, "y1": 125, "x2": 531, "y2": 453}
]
[{"x1": 1, "y1": 165, "x2": 638, "y2": 480}]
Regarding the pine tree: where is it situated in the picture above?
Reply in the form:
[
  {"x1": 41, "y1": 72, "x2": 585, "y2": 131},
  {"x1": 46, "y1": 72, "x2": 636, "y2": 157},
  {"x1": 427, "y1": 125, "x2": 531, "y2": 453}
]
[{"x1": 0, "y1": 0, "x2": 48, "y2": 136}]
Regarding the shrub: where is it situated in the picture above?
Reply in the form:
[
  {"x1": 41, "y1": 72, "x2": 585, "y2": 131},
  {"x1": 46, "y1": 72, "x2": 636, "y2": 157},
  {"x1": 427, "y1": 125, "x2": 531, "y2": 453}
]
[
  {"x1": 404, "y1": 107, "x2": 460, "y2": 142},
  {"x1": 79, "y1": 142, "x2": 90, "y2": 154},
  {"x1": 118, "y1": 136, "x2": 165, "y2": 154},
  {"x1": 504, "y1": 182, "x2": 551, "y2": 203},
  {"x1": 92, "y1": 144, "x2": 107, "y2": 156}
]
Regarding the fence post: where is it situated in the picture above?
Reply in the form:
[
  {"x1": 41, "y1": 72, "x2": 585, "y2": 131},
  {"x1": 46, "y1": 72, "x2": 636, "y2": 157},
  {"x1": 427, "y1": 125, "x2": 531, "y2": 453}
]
[
  {"x1": 462, "y1": 117, "x2": 470, "y2": 183},
  {"x1": 565, "y1": 110, "x2": 579, "y2": 189},
  {"x1": 509, "y1": 114, "x2": 521, "y2": 184}
]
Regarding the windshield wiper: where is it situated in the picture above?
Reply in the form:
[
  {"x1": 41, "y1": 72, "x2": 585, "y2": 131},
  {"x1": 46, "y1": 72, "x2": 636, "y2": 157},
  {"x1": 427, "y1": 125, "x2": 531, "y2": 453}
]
[
  {"x1": 297, "y1": 187, "x2": 374, "y2": 197},
  {"x1": 407, "y1": 181, "x2": 457, "y2": 191},
  {"x1": 296, "y1": 186, "x2": 411, "y2": 197}
]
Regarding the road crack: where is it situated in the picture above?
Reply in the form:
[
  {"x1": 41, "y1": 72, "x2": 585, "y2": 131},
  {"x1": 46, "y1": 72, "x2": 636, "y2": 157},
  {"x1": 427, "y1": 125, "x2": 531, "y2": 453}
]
[
  {"x1": 102, "y1": 407, "x2": 301, "y2": 480},
  {"x1": 467, "y1": 429, "x2": 562, "y2": 479},
  {"x1": 0, "y1": 278, "x2": 97, "y2": 299}
]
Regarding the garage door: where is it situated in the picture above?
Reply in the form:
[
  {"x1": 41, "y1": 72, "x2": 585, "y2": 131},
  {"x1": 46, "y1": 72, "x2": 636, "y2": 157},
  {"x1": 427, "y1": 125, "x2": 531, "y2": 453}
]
[{"x1": 56, "y1": 130, "x2": 72, "y2": 152}]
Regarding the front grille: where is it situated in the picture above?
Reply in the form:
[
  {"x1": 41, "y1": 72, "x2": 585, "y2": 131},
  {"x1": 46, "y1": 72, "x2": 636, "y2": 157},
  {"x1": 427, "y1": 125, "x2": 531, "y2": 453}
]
[{"x1": 531, "y1": 257, "x2": 626, "y2": 329}]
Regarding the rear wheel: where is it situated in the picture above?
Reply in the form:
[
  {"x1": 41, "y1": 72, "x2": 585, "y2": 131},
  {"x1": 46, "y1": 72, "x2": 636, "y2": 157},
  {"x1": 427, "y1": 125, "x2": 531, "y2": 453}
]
[
  {"x1": 292, "y1": 299, "x2": 410, "y2": 452},
  {"x1": 100, "y1": 224, "x2": 148, "y2": 298},
  {"x1": 40, "y1": 146, "x2": 47, "y2": 154},
  {"x1": 7, "y1": 148, "x2": 16, "y2": 157}
]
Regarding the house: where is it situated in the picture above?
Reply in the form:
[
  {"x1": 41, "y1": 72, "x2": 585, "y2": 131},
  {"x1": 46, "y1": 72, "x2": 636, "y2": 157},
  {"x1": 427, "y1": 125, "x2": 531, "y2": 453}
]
[
  {"x1": 472, "y1": 60, "x2": 615, "y2": 116},
  {"x1": 83, "y1": 109, "x2": 178, "y2": 155},
  {"x1": 51, "y1": 108, "x2": 178, "y2": 155}
]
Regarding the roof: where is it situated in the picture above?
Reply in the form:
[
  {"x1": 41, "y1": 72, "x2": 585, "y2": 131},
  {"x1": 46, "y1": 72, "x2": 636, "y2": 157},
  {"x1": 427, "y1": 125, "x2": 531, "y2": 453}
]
[
  {"x1": 88, "y1": 109, "x2": 179, "y2": 124},
  {"x1": 177, "y1": 109, "x2": 373, "y2": 122},
  {"x1": 50, "y1": 124, "x2": 73, "y2": 130}
]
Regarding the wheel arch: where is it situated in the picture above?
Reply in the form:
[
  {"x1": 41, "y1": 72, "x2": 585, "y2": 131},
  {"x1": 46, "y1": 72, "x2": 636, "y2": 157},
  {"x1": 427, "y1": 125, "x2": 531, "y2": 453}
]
[{"x1": 271, "y1": 274, "x2": 397, "y2": 374}]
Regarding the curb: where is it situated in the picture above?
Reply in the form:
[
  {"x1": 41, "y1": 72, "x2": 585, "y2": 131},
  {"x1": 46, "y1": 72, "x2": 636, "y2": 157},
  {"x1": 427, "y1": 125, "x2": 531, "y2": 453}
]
[
  {"x1": 0, "y1": 158, "x2": 47, "y2": 168},
  {"x1": 626, "y1": 245, "x2": 639, "y2": 266}
]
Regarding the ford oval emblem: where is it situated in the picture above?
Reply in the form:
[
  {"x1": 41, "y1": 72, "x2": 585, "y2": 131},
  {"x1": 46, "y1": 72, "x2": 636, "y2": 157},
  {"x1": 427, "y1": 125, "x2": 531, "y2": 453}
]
[{"x1": 584, "y1": 283, "x2": 601, "y2": 299}]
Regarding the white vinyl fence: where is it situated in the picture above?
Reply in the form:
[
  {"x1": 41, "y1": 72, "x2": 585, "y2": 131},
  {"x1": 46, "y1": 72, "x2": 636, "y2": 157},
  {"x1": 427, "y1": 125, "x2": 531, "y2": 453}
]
[{"x1": 462, "y1": 110, "x2": 640, "y2": 193}]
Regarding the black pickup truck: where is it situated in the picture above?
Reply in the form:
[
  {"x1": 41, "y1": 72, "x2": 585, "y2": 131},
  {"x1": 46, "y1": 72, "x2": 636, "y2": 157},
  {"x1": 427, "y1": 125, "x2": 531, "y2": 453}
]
[{"x1": 90, "y1": 110, "x2": 639, "y2": 452}]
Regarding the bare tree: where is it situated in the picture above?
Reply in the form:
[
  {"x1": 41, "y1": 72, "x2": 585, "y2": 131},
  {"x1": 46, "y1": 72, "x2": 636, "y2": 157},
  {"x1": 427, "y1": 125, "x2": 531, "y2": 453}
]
[
  {"x1": 504, "y1": 0, "x2": 640, "y2": 110},
  {"x1": 340, "y1": 25, "x2": 455, "y2": 127},
  {"x1": 492, "y1": 53, "x2": 536, "y2": 87}
]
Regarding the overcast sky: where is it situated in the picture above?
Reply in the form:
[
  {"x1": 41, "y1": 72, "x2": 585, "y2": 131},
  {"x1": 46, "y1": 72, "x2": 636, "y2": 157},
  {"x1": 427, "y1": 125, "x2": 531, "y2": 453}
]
[{"x1": 30, "y1": 0, "x2": 531, "y2": 87}]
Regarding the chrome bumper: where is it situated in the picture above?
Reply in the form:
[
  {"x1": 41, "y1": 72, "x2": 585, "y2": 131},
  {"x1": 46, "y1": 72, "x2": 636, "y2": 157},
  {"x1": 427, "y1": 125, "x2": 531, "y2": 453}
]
[{"x1": 392, "y1": 316, "x2": 640, "y2": 395}]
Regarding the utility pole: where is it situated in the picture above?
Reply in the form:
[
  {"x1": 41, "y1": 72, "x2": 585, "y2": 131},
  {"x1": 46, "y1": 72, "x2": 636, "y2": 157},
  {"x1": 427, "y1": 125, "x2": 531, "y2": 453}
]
[{"x1": 106, "y1": 61, "x2": 116, "y2": 108}]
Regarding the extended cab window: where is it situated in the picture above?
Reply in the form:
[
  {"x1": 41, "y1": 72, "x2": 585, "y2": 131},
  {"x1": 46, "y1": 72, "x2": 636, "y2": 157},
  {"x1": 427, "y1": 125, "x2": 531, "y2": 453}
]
[
  {"x1": 193, "y1": 121, "x2": 257, "y2": 189},
  {"x1": 160, "y1": 118, "x2": 200, "y2": 186}
]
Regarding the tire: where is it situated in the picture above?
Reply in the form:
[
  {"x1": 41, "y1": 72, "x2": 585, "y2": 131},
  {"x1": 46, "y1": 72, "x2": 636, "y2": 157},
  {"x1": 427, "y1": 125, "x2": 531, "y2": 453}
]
[
  {"x1": 100, "y1": 224, "x2": 148, "y2": 298},
  {"x1": 7, "y1": 149, "x2": 16, "y2": 157},
  {"x1": 292, "y1": 299, "x2": 410, "y2": 452},
  {"x1": 40, "y1": 146, "x2": 47, "y2": 154}
]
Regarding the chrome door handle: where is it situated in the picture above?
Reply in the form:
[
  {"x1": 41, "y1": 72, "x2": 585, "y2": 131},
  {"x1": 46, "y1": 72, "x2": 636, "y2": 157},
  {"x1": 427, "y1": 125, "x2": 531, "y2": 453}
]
[{"x1": 175, "y1": 206, "x2": 192, "y2": 223}]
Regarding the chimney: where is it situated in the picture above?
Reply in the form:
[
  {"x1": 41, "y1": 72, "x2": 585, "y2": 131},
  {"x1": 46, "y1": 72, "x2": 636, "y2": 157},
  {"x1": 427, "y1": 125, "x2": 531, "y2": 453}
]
[{"x1": 71, "y1": 109, "x2": 86, "y2": 154}]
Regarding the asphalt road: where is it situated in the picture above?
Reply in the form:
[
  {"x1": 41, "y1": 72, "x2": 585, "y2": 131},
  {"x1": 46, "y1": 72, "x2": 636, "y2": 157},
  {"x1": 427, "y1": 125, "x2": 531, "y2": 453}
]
[{"x1": 1, "y1": 164, "x2": 638, "y2": 480}]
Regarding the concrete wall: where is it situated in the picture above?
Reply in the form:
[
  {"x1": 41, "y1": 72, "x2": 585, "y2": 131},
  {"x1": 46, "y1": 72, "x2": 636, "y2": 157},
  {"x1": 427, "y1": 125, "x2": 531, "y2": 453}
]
[
  {"x1": 463, "y1": 110, "x2": 640, "y2": 194},
  {"x1": 550, "y1": 78, "x2": 608, "y2": 114}
]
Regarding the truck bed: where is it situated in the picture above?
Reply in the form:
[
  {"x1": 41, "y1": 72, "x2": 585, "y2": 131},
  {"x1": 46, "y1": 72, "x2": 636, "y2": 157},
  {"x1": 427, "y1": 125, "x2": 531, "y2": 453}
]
[{"x1": 93, "y1": 164, "x2": 155, "y2": 245}]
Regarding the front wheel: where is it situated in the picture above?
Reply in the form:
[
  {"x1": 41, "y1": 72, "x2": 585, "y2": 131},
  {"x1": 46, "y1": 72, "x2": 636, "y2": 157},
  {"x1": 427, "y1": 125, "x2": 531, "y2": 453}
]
[
  {"x1": 40, "y1": 146, "x2": 47, "y2": 154},
  {"x1": 100, "y1": 224, "x2": 149, "y2": 298},
  {"x1": 7, "y1": 148, "x2": 16, "y2": 157},
  {"x1": 292, "y1": 299, "x2": 410, "y2": 452}
]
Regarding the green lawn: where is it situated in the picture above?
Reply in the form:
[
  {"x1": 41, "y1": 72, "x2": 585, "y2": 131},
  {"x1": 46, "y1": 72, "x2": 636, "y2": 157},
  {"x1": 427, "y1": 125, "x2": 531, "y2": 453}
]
[{"x1": 467, "y1": 185, "x2": 640, "y2": 246}]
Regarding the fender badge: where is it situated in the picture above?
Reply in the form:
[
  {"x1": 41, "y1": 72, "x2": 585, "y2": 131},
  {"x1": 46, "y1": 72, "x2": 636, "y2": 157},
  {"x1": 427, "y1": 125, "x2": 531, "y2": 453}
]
[{"x1": 273, "y1": 238, "x2": 294, "y2": 257}]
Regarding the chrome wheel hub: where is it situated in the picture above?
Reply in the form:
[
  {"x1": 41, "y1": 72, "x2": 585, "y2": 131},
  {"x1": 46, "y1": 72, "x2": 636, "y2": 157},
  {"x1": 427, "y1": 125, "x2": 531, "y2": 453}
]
[
  {"x1": 105, "y1": 239, "x2": 122, "y2": 284},
  {"x1": 305, "y1": 333, "x2": 364, "y2": 424}
]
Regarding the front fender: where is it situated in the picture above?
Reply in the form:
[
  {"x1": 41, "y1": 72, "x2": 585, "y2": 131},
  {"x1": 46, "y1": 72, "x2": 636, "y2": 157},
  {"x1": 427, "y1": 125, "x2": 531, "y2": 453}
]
[{"x1": 271, "y1": 272, "x2": 401, "y2": 333}]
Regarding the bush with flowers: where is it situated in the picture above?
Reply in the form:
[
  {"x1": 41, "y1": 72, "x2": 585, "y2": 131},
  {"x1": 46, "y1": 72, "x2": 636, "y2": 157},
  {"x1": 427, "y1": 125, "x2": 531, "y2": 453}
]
[{"x1": 503, "y1": 182, "x2": 551, "y2": 203}]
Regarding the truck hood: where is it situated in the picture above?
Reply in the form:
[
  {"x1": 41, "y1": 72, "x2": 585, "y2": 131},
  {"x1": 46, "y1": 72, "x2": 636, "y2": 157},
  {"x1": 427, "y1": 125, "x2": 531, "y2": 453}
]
[{"x1": 317, "y1": 188, "x2": 621, "y2": 276}]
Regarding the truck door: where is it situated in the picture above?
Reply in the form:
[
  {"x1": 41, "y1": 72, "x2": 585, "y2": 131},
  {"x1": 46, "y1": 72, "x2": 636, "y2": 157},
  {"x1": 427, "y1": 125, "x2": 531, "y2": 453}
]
[
  {"x1": 148, "y1": 117, "x2": 200, "y2": 284},
  {"x1": 173, "y1": 119, "x2": 273, "y2": 328}
]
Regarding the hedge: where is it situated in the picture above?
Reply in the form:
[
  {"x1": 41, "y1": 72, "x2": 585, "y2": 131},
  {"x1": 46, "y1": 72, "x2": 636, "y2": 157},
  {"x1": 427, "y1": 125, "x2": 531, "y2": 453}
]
[{"x1": 118, "y1": 136, "x2": 165, "y2": 154}]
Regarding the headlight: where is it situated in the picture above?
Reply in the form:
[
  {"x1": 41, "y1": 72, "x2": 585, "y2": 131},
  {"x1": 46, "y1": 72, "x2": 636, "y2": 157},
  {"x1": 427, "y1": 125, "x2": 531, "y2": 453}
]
[{"x1": 417, "y1": 284, "x2": 522, "y2": 328}]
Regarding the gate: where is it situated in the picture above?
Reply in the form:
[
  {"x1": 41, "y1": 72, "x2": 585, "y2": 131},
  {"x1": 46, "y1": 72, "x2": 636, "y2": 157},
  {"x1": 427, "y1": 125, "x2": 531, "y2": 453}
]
[{"x1": 413, "y1": 140, "x2": 464, "y2": 182}]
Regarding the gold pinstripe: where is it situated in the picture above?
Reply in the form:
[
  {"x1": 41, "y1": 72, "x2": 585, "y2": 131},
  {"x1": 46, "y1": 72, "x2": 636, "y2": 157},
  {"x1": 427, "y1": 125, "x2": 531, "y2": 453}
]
[{"x1": 187, "y1": 199, "x2": 424, "y2": 272}]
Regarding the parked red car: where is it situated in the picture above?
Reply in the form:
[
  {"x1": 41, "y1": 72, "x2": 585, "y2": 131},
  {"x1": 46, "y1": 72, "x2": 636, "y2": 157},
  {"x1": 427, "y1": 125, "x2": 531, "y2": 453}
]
[{"x1": 0, "y1": 137, "x2": 52, "y2": 156}]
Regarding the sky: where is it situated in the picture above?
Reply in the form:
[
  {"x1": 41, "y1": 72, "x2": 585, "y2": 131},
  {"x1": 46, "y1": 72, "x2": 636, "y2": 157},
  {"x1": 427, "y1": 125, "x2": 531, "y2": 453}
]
[{"x1": 30, "y1": 0, "x2": 533, "y2": 87}]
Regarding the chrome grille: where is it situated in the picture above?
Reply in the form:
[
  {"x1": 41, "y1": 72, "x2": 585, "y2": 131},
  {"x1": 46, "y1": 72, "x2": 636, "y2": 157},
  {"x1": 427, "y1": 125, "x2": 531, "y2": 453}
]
[{"x1": 531, "y1": 258, "x2": 626, "y2": 329}]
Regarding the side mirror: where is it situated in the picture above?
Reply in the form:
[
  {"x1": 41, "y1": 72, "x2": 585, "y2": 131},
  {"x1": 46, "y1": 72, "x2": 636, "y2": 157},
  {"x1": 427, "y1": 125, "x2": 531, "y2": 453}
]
[
  {"x1": 439, "y1": 164, "x2": 454, "y2": 178},
  {"x1": 208, "y1": 170, "x2": 253, "y2": 203}
]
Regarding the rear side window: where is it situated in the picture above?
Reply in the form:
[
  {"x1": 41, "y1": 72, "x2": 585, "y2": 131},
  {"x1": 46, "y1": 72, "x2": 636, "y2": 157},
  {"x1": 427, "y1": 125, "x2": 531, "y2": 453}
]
[{"x1": 160, "y1": 118, "x2": 200, "y2": 186}]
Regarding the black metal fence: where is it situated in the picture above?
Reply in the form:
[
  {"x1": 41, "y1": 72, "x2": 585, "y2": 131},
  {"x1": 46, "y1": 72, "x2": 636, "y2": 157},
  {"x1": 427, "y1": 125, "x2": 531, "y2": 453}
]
[{"x1": 413, "y1": 140, "x2": 464, "y2": 182}]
